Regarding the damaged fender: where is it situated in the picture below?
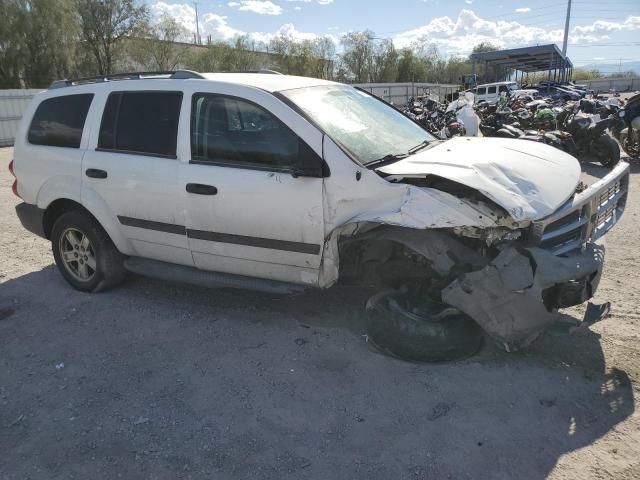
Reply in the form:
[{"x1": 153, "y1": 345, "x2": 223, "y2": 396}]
[{"x1": 442, "y1": 243, "x2": 605, "y2": 351}]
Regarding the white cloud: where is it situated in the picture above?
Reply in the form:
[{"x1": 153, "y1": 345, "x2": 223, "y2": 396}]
[
  {"x1": 515, "y1": 7, "x2": 530, "y2": 13},
  {"x1": 152, "y1": 2, "x2": 246, "y2": 40},
  {"x1": 572, "y1": 16, "x2": 640, "y2": 34},
  {"x1": 227, "y1": 1, "x2": 283, "y2": 15},
  {"x1": 285, "y1": 0, "x2": 334, "y2": 3},
  {"x1": 465, "y1": 0, "x2": 473, "y2": 4},
  {"x1": 392, "y1": 9, "x2": 614, "y2": 55}
]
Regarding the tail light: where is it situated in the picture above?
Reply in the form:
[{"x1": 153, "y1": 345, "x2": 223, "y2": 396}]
[{"x1": 8, "y1": 160, "x2": 21, "y2": 198}]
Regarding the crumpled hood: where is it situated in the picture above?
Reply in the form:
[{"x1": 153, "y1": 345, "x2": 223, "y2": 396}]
[{"x1": 377, "y1": 136, "x2": 581, "y2": 222}]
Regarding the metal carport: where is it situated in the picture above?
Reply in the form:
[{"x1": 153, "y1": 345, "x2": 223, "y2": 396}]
[{"x1": 469, "y1": 44, "x2": 574, "y2": 90}]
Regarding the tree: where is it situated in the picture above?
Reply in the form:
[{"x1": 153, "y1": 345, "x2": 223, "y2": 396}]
[
  {"x1": 370, "y1": 39, "x2": 398, "y2": 82},
  {"x1": 340, "y1": 31, "x2": 376, "y2": 82},
  {"x1": 0, "y1": 0, "x2": 79, "y2": 88},
  {"x1": 77, "y1": 0, "x2": 149, "y2": 75},
  {"x1": 130, "y1": 14, "x2": 189, "y2": 71}
]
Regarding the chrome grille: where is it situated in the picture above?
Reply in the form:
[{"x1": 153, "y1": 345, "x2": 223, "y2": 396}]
[{"x1": 531, "y1": 162, "x2": 629, "y2": 256}]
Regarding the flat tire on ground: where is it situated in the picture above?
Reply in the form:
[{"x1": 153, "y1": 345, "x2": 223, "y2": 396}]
[{"x1": 365, "y1": 291, "x2": 484, "y2": 362}]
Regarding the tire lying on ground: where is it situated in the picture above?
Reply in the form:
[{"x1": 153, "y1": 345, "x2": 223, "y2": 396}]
[{"x1": 365, "y1": 291, "x2": 484, "y2": 362}]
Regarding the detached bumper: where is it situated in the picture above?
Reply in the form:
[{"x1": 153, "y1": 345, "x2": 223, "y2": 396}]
[
  {"x1": 15, "y1": 202, "x2": 46, "y2": 239},
  {"x1": 442, "y1": 242, "x2": 605, "y2": 351}
]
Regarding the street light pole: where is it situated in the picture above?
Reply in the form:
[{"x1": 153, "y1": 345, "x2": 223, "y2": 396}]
[{"x1": 562, "y1": 0, "x2": 572, "y2": 56}]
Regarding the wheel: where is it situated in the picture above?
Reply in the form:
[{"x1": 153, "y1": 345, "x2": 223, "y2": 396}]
[
  {"x1": 365, "y1": 291, "x2": 484, "y2": 362},
  {"x1": 51, "y1": 210, "x2": 126, "y2": 292},
  {"x1": 592, "y1": 135, "x2": 620, "y2": 168}
]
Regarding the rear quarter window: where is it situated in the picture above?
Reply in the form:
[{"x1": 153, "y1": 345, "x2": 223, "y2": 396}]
[{"x1": 28, "y1": 94, "x2": 94, "y2": 148}]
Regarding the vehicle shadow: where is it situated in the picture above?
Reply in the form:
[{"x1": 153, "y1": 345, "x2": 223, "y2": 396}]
[{"x1": 0, "y1": 267, "x2": 634, "y2": 480}]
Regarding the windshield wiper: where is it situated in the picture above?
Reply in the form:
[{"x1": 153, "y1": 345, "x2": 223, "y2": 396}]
[
  {"x1": 365, "y1": 153, "x2": 409, "y2": 169},
  {"x1": 407, "y1": 139, "x2": 431, "y2": 155}
]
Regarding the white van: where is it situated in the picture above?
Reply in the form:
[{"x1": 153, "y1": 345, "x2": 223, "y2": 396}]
[{"x1": 474, "y1": 81, "x2": 519, "y2": 104}]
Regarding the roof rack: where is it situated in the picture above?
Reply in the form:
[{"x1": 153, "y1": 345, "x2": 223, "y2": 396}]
[
  {"x1": 227, "y1": 69, "x2": 283, "y2": 75},
  {"x1": 48, "y1": 70, "x2": 205, "y2": 89}
]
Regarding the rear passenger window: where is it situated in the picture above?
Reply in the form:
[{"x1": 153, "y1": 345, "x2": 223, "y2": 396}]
[
  {"x1": 98, "y1": 91, "x2": 182, "y2": 158},
  {"x1": 488, "y1": 86, "x2": 497, "y2": 94},
  {"x1": 191, "y1": 94, "x2": 299, "y2": 170},
  {"x1": 28, "y1": 94, "x2": 93, "y2": 148}
]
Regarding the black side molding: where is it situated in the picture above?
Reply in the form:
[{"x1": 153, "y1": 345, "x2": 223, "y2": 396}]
[{"x1": 118, "y1": 216, "x2": 186, "y2": 235}]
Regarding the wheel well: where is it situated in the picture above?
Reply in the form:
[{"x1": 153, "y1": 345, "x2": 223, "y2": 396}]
[{"x1": 43, "y1": 199, "x2": 95, "y2": 239}]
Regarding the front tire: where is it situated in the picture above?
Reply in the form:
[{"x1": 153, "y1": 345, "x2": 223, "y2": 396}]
[
  {"x1": 365, "y1": 291, "x2": 484, "y2": 362},
  {"x1": 51, "y1": 210, "x2": 126, "y2": 292},
  {"x1": 593, "y1": 135, "x2": 620, "y2": 168}
]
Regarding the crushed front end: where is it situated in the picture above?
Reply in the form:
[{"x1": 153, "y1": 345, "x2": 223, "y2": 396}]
[{"x1": 443, "y1": 161, "x2": 629, "y2": 350}]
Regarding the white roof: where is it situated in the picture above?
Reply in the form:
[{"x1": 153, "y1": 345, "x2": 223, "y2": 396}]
[
  {"x1": 201, "y1": 73, "x2": 338, "y2": 92},
  {"x1": 476, "y1": 81, "x2": 518, "y2": 88}
]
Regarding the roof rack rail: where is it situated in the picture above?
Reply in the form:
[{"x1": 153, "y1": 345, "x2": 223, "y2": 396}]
[
  {"x1": 49, "y1": 70, "x2": 205, "y2": 89},
  {"x1": 225, "y1": 69, "x2": 283, "y2": 75}
]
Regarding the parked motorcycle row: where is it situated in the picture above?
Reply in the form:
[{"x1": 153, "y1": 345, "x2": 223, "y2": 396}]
[{"x1": 402, "y1": 88, "x2": 640, "y2": 168}]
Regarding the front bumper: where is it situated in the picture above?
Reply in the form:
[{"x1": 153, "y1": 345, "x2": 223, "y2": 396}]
[
  {"x1": 15, "y1": 202, "x2": 46, "y2": 239},
  {"x1": 442, "y1": 242, "x2": 605, "y2": 351}
]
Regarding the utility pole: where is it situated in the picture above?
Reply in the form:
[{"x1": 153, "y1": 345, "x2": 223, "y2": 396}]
[
  {"x1": 562, "y1": 0, "x2": 572, "y2": 56},
  {"x1": 193, "y1": 2, "x2": 201, "y2": 45}
]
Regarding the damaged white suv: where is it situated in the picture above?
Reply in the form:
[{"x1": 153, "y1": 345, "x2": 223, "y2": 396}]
[{"x1": 12, "y1": 71, "x2": 629, "y2": 360}]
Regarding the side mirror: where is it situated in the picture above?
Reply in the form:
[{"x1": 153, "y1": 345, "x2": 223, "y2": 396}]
[{"x1": 291, "y1": 138, "x2": 327, "y2": 178}]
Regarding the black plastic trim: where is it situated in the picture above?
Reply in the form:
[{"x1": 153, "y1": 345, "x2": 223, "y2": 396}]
[
  {"x1": 186, "y1": 229, "x2": 321, "y2": 255},
  {"x1": 116, "y1": 215, "x2": 321, "y2": 254},
  {"x1": 15, "y1": 203, "x2": 46, "y2": 238},
  {"x1": 117, "y1": 216, "x2": 186, "y2": 235}
]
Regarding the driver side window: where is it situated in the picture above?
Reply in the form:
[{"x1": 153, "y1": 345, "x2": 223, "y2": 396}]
[{"x1": 191, "y1": 93, "x2": 298, "y2": 170}]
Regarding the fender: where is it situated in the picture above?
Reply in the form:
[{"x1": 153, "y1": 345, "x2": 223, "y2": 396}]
[{"x1": 80, "y1": 185, "x2": 136, "y2": 256}]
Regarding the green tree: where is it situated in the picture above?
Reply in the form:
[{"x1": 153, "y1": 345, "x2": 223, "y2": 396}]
[
  {"x1": 77, "y1": 0, "x2": 149, "y2": 75},
  {"x1": 0, "y1": 0, "x2": 79, "y2": 88},
  {"x1": 129, "y1": 14, "x2": 190, "y2": 71}
]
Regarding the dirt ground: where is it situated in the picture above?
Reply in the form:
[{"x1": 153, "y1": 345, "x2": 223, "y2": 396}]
[{"x1": 1, "y1": 146, "x2": 639, "y2": 480}]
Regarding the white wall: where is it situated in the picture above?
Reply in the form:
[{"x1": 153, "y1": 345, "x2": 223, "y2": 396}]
[
  {"x1": 581, "y1": 77, "x2": 640, "y2": 94},
  {"x1": 352, "y1": 82, "x2": 460, "y2": 106},
  {"x1": 0, "y1": 89, "x2": 41, "y2": 146}
]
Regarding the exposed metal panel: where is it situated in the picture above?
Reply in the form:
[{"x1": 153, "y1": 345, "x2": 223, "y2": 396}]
[{"x1": 0, "y1": 89, "x2": 41, "y2": 146}]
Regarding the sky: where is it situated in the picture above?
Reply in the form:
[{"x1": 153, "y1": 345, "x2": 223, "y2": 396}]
[{"x1": 145, "y1": 0, "x2": 640, "y2": 71}]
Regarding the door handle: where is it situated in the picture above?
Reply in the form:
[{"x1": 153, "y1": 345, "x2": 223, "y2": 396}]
[
  {"x1": 186, "y1": 183, "x2": 218, "y2": 195},
  {"x1": 86, "y1": 168, "x2": 108, "y2": 179}
]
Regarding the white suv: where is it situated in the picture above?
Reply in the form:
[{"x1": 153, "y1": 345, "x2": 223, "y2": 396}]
[{"x1": 11, "y1": 70, "x2": 630, "y2": 359}]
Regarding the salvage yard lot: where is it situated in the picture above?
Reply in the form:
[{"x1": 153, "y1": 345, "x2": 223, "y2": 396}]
[{"x1": 1, "y1": 146, "x2": 639, "y2": 479}]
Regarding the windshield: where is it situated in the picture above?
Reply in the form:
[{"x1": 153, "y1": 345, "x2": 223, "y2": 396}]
[
  {"x1": 507, "y1": 83, "x2": 519, "y2": 91},
  {"x1": 281, "y1": 85, "x2": 436, "y2": 165}
]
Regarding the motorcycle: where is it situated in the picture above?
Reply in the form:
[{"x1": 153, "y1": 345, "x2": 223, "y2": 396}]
[
  {"x1": 556, "y1": 103, "x2": 620, "y2": 168},
  {"x1": 611, "y1": 93, "x2": 640, "y2": 158}
]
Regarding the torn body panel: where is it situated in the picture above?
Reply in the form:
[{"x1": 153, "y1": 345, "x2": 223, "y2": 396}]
[{"x1": 442, "y1": 243, "x2": 604, "y2": 351}]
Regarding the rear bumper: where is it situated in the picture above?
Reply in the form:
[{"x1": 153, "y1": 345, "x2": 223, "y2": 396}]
[{"x1": 15, "y1": 202, "x2": 46, "y2": 239}]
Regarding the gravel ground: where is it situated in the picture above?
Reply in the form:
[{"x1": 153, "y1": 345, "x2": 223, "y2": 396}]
[{"x1": 1, "y1": 146, "x2": 639, "y2": 480}]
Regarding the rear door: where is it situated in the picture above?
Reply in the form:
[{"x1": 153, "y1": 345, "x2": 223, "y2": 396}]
[
  {"x1": 182, "y1": 91, "x2": 325, "y2": 286},
  {"x1": 82, "y1": 89, "x2": 193, "y2": 266}
]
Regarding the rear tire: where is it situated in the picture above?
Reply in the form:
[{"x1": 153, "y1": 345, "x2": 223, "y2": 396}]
[
  {"x1": 365, "y1": 291, "x2": 484, "y2": 362},
  {"x1": 51, "y1": 210, "x2": 126, "y2": 292},
  {"x1": 593, "y1": 135, "x2": 620, "y2": 168}
]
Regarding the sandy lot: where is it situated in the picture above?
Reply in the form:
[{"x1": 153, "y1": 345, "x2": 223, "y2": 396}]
[{"x1": 1, "y1": 146, "x2": 639, "y2": 479}]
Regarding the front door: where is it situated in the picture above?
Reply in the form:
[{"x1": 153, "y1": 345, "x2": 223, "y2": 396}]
[{"x1": 182, "y1": 92, "x2": 325, "y2": 286}]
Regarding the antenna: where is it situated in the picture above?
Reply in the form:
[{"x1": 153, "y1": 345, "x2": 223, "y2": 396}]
[{"x1": 193, "y1": 2, "x2": 201, "y2": 45}]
